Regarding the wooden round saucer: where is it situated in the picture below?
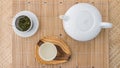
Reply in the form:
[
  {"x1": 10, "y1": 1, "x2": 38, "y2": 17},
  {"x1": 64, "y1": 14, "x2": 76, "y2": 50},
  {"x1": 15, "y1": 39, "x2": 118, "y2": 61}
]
[{"x1": 35, "y1": 36, "x2": 71, "y2": 64}]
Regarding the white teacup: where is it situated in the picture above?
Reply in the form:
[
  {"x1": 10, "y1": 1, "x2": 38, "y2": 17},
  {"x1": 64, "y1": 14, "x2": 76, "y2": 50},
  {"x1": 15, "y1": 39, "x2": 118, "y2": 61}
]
[
  {"x1": 39, "y1": 42, "x2": 57, "y2": 61},
  {"x1": 14, "y1": 15, "x2": 33, "y2": 32},
  {"x1": 59, "y1": 3, "x2": 112, "y2": 41}
]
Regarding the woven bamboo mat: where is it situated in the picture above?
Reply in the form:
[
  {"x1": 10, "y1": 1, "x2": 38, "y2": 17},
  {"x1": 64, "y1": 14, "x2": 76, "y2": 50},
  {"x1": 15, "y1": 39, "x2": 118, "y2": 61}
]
[
  {"x1": 12, "y1": 0, "x2": 109, "y2": 68},
  {"x1": 109, "y1": 0, "x2": 120, "y2": 68},
  {"x1": 0, "y1": 0, "x2": 12, "y2": 68}
]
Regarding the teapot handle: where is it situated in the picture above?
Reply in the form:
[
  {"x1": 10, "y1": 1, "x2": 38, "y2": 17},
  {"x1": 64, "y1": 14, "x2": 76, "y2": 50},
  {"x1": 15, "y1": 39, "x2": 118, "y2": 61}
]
[{"x1": 101, "y1": 22, "x2": 112, "y2": 28}]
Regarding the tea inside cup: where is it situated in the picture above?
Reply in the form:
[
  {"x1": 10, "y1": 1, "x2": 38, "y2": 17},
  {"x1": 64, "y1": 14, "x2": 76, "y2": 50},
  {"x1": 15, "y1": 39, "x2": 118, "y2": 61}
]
[
  {"x1": 39, "y1": 42, "x2": 57, "y2": 61},
  {"x1": 15, "y1": 15, "x2": 33, "y2": 32}
]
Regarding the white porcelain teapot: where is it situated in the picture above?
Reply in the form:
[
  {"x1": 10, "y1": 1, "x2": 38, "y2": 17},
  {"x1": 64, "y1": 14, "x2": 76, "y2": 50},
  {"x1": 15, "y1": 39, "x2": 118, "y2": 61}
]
[{"x1": 60, "y1": 3, "x2": 112, "y2": 41}]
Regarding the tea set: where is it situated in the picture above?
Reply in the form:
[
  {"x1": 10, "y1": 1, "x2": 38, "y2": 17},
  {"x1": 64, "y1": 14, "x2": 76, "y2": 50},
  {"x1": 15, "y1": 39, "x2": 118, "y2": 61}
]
[{"x1": 12, "y1": 3, "x2": 112, "y2": 64}]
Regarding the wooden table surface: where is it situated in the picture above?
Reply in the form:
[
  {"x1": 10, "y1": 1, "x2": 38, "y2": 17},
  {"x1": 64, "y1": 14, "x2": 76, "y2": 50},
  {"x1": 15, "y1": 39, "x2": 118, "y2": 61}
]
[
  {"x1": 0, "y1": 0, "x2": 119, "y2": 68},
  {"x1": 12, "y1": 0, "x2": 109, "y2": 68}
]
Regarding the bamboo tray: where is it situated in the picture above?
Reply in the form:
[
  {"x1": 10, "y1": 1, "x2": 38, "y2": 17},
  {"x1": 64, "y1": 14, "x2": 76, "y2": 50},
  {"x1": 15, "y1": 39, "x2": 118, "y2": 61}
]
[
  {"x1": 12, "y1": 0, "x2": 109, "y2": 68},
  {"x1": 35, "y1": 36, "x2": 71, "y2": 64}
]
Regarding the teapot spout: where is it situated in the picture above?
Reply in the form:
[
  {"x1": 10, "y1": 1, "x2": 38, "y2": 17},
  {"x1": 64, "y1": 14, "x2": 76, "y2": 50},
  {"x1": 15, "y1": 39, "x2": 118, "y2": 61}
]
[{"x1": 59, "y1": 15, "x2": 68, "y2": 21}]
